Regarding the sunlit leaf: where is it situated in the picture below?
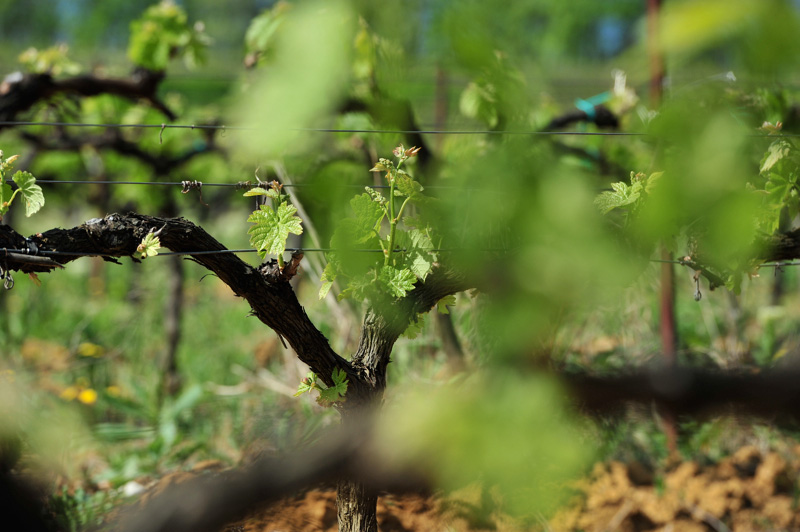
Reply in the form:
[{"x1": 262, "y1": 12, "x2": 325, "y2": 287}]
[
  {"x1": 12, "y1": 171, "x2": 44, "y2": 217},
  {"x1": 248, "y1": 202, "x2": 303, "y2": 258},
  {"x1": 319, "y1": 261, "x2": 337, "y2": 300},
  {"x1": 136, "y1": 232, "x2": 161, "y2": 259},
  {"x1": 378, "y1": 265, "x2": 416, "y2": 298},
  {"x1": 594, "y1": 181, "x2": 639, "y2": 215}
]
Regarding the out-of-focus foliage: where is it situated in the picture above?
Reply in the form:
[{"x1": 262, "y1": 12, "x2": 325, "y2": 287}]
[
  {"x1": 18, "y1": 44, "x2": 80, "y2": 75},
  {"x1": 128, "y1": 0, "x2": 210, "y2": 71},
  {"x1": 659, "y1": 0, "x2": 800, "y2": 75},
  {"x1": 232, "y1": 0, "x2": 354, "y2": 160},
  {"x1": 243, "y1": 1, "x2": 291, "y2": 68},
  {"x1": 381, "y1": 372, "x2": 591, "y2": 518},
  {"x1": 6, "y1": 0, "x2": 800, "y2": 527}
]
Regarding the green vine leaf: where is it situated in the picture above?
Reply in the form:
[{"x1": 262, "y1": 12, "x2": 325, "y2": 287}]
[
  {"x1": 12, "y1": 171, "x2": 44, "y2": 217},
  {"x1": 379, "y1": 265, "x2": 417, "y2": 298},
  {"x1": 243, "y1": 187, "x2": 285, "y2": 202},
  {"x1": 594, "y1": 181, "x2": 640, "y2": 215},
  {"x1": 137, "y1": 232, "x2": 162, "y2": 259},
  {"x1": 316, "y1": 367, "x2": 348, "y2": 406},
  {"x1": 294, "y1": 372, "x2": 317, "y2": 397},
  {"x1": 319, "y1": 260, "x2": 338, "y2": 300},
  {"x1": 761, "y1": 140, "x2": 792, "y2": 174},
  {"x1": 437, "y1": 295, "x2": 457, "y2": 314},
  {"x1": 128, "y1": 1, "x2": 209, "y2": 71},
  {"x1": 350, "y1": 193, "x2": 385, "y2": 238},
  {"x1": 403, "y1": 313, "x2": 426, "y2": 339},
  {"x1": 336, "y1": 274, "x2": 374, "y2": 302},
  {"x1": 248, "y1": 202, "x2": 303, "y2": 258},
  {"x1": 394, "y1": 171, "x2": 424, "y2": 199},
  {"x1": 408, "y1": 229, "x2": 436, "y2": 280}
]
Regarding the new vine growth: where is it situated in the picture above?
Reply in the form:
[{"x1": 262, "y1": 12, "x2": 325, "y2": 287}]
[
  {"x1": 320, "y1": 145, "x2": 439, "y2": 310},
  {"x1": 0, "y1": 151, "x2": 44, "y2": 220}
]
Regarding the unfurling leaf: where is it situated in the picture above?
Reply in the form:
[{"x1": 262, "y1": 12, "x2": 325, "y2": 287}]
[
  {"x1": 248, "y1": 202, "x2": 303, "y2": 258},
  {"x1": 244, "y1": 187, "x2": 284, "y2": 201},
  {"x1": 370, "y1": 159, "x2": 393, "y2": 173},
  {"x1": 137, "y1": 232, "x2": 161, "y2": 259},
  {"x1": 319, "y1": 261, "x2": 337, "y2": 300},
  {"x1": 12, "y1": 171, "x2": 44, "y2": 217},
  {"x1": 294, "y1": 372, "x2": 317, "y2": 396},
  {"x1": 243, "y1": 187, "x2": 270, "y2": 197}
]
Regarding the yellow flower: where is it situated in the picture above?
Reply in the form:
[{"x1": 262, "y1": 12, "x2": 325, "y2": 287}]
[
  {"x1": 77, "y1": 388, "x2": 98, "y2": 405},
  {"x1": 106, "y1": 385, "x2": 122, "y2": 397},
  {"x1": 77, "y1": 342, "x2": 104, "y2": 358},
  {"x1": 60, "y1": 386, "x2": 79, "y2": 401}
]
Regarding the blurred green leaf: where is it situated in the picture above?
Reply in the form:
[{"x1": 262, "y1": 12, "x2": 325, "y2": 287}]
[
  {"x1": 437, "y1": 295, "x2": 457, "y2": 315},
  {"x1": 233, "y1": 0, "x2": 354, "y2": 159},
  {"x1": 128, "y1": 1, "x2": 209, "y2": 71},
  {"x1": 379, "y1": 373, "x2": 590, "y2": 518},
  {"x1": 659, "y1": 0, "x2": 800, "y2": 74},
  {"x1": 18, "y1": 44, "x2": 80, "y2": 75},
  {"x1": 244, "y1": 1, "x2": 291, "y2": 66},
  {"x1": 402, "y1": 313, "x2": 426, "y2": 339},
  {"x1": 761, "y1": 140, "x2": 791, "y2": 174}
]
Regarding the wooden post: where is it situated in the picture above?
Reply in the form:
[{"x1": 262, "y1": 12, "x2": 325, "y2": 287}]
[{"x1": 649, "y1": 0, "x2": 680, "y2": 460}]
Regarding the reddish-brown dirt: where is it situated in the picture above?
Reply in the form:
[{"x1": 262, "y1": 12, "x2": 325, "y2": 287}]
[
  {"x1": 222, "y1": 484, "x2": 525, "y2": 532},
  {"x1": 113, "y1": 445, "x2": 800, "y2": 531},
  {"x1": 551, "y1": 445, "x2": 800, "y2": 532}
]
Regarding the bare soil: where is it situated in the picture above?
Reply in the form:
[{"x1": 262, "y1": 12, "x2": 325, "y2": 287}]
[
  {"x1": 117, "y1": 444, "x2": 800, "y2": 531},
  {"x1": 222, "y1": 484, "x2": 525, "y2": 532},
  {"x1": 551, "y1": 445, "x2": 800, "y2": 532}
]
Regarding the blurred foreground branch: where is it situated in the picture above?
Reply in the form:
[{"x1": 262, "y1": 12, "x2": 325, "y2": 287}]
[
  {"x1": 0, "y1": 69, "x2": 176, "y2": 126},
  {"x1": 565, "y1": 365, "x2": 800, "y2": 420},
  {"x1": 110, "y1": 423, "x2": 427, "y2": 532}
]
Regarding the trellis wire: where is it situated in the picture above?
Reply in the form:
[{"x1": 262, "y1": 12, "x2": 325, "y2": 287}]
[
  {"x1": 2, "y1": 120, "x2": 799, "y2": 138},
  {"x1": 3, "y1": 246, "x2": 800, "y2": 269},
  {"x1": 33, "y1": 179, "x2": 469, "y2": 191},
  {"x1": 34, "y1": 179, "x2": 394, "y2": 189},
  {"x1": 0, "y1": 247, "x2": 501, "y2": 258},
  {"x1": 0, "y1": 120, "x2": 645, "y2": 136}
]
